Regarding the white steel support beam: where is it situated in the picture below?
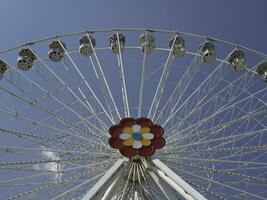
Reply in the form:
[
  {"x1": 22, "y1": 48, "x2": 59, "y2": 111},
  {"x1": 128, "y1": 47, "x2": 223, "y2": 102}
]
[
  {"x1": 141, "y1": 159, "x2": 178, "y2": 200},
  {"x1": 101, "y1": 168, "x2": 125, "y2": 200},
  {"x1": 81, "y1": 159, "x2": 126, "y2": 200},
  {"x1": 148, "y1": 168, "x2": 180, "y2": 200},
  {"x1": 152, "y1": 159, "x2": 207, "y2": 200}
]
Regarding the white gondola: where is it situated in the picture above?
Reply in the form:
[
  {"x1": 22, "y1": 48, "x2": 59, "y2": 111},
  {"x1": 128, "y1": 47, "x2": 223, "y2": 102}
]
[
  {"x1": 109, "y1": 33, "x2": 125, "y2": 54},
  {"x1": 228, "y1": 49, "x2": 246, "y2": 71},
  {"x1": 169, "y1": 36, "x2": 186, "y2": 57},
  {"x1": 199, "y1": 40, "x2": 216, "y2": 63},
  {"x1": 139, "y1": 33, "x2": 155, "y2": 54},
  {"x1": 0, "y1": 60, "x2": 7, "y2": 79},
  {"x1": 79, "y1": 35, "x2": 96, "y2": 57},
  {"x1": 48, "y1": 40, "x2": 66, "y2": 62},
  {"x1": 17, "y1": 48, "x2": 36, "y2": 71},
  {"x1": 256, "y1": 61, "x2": 267, "y2": 82}
]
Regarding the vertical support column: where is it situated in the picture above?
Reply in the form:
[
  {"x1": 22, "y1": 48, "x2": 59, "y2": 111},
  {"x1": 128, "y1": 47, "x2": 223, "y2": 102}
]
[
  {"x1": 81, "y1": 159, "x2": 126, "y2": 200},
  {"x1": 152, "y1": 159, "x2": 207, "y2": 200},
  {"x1": 142, "y1": 159, "x2": 179, "y2": 200}
]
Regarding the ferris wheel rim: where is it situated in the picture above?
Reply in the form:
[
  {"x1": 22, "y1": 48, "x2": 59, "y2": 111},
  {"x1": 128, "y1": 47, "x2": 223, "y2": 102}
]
[{"x1": 0, "y1": 27, "x2": 266, "y2": 58}]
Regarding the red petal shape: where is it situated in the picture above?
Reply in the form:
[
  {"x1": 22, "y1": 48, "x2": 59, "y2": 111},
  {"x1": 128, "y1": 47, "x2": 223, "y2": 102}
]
[
  {"x1": 150, "y1": 125, "x2": 164, "y2": 137},
  {"x1": 120, "y1": 118, "x2": 136, "y2": 127},
  {"x1": 139, "y1": 146, "x2": 155, "y2": 157},
  {"x1": 108, "y1": 137, "x2": 123, "y2": 149},
  {"x1": 109, "y1": 125, "x2": 123, "y2": 137},
  {"x1": 152, "y1": 137, "x2": 165, "y2": 149},
  {"x1": 136, "y1": 118, "x2": 153, "y2": 128},
  {"x1": 119, "y1": 146, "x2": 138, "y2": 157}
]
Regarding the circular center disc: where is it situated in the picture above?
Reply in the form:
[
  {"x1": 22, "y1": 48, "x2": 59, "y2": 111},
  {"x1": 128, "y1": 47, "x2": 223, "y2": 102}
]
[{"x1": 132, "y1": 132, "x2": 142, "y2": 140}]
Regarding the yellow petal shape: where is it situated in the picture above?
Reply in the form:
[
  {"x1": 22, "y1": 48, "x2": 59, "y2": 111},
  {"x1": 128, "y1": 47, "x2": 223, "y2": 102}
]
[
  {"x1": 123, "y1": 127, "x2": 133, "y2": 134},
  {"x1": 140, "y1": 127, "x2": 150, "y2": 134},
  {"x1": 123, "y1": 138, "x2": 134, "y2": 146},
  {"x1": 141, "y1": 139, "x2": 151, "y2": 146}
]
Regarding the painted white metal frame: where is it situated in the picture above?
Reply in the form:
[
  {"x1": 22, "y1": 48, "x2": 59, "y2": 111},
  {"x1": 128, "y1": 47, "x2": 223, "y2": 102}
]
[
  {"x1": 81, "y1": 159, "x2": 126, "y2": 200},
  {"x1": 152, "y1": 159, "x2": 207, "y2": 200}
]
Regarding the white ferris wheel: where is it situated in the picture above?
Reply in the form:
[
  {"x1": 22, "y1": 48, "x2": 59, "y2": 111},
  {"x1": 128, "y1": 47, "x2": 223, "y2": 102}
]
[{"x1": 0, "y1": 28, "x2": 266, "y2": 200}]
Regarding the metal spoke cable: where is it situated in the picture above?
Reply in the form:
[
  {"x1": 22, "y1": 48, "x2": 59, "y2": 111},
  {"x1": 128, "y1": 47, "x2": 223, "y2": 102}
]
[
  {"x1": 155, "y1": 54, "x2": 201, "y2": 124},
  {"x1": 165, "y1": 60, "x2": 261, "y2": 137},
  {"x1": 166, "y1": 87, "x2": 267, "y2": 142},
  {"x1": 0, "y1": 127, "x2": 109, "y2": 152},
  {"x1": 166, "y1": 107, "x2": 267, "y2": 147},
  {"x1": 87, "y1": 33, "x2": 121, "y2": 122},
  {"x1": 0, "y1": 85, "x2": 109, "y2": 147},
  {"x1": 162, "y1": 48, "x2": 236, "y2": 127},
  {"x1": 56, "y1": 43, "x2": 112, "y2": 127},
  {"x1": 148, "y1": 34, "x2": 176, "y2": 120},
  {"x1": 173, "y1": 168, "x2": 267, "y2": 200},
  {"x1": 138, "y1": 32, "x2": 148, "y2": 118},
  {"x1": 6, "y1": 64, "x2": 108, "y2": 143},
  {"x1": 116, "y1": 31, "x2": 130, "y2": 117}
]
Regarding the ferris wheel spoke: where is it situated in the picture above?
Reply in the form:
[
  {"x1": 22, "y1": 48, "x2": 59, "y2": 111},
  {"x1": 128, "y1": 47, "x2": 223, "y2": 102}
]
[
  {"x1": 0, "y1": 86, "x2": 111, "y2": 147},
  {"x1": 166, "y1": 107, "x2": 267, "y2": 149},
  {"x1": 0, "y1": 163, "x2": 95, "y2": 187},
  {"x1": 178, "y1": 105, "x2": 267, "y2": 150},
  {"x1": 0, "y1": 162, "x2": 113, "y2": 197},
  {"x1": 86, "y1": 33, "x2": 122, "y2": 123},
  {"x1": 0, "y1": 146, "x2": 116, "y2": 158},
  {"x1": 137, "y1": 32, "x2": 150, "y2": 118},
  {"x1": 50, "y1": 172, "x2": 105, "y2": 200},
  {"x1": 193, "y1": 106, "x2": 267, "y2": 152},
  {"x1": 0, "y1": 104, "x2": 109, "y2": 149},
  {"x1": 162, "y1": 48, "x2": 236, "y2": 127},
  {"x1": 5, "y1": 64, "x2": 108, "y2": 143},
  {"x1": 120, "y1": 162, "x2": 134, "y2": 199},
  {"x1": 164, "y1": 65, "x2": 262, "y2": 138},
  {"x1": 164, "y1": 160, "x2": 267, "y2": 182},
  {"x1": 172, "y1": 168, "x2": 267, "y2": 200},
  {"x1": 165, "y1": 128, "x2": 267, "y2": 152},
  {"x1": 148, "y1": 34, "x2": 177, "y2": 121},
  {"x1": 158, "y1": 145, "x2": 267, "y2": 159},
  {"x1": 22, "y1": 51, "x2": 109, "y2": 138},
  {"x1": 171, "y1": 85, "x2": 265, "y2": 142},
  {"x1": 161, "y1": 156, "x2": 267, "y2": 167},
  {"x1": 55, "y1": 43, "x2": 113, "y2": 127},
  {"x1": 0, "y1": 145, "x2": 112, "y2": 156},
  {"x1": 155, "y1": 54, "x2": 202, "y2": 124},
  {"x1": 184, "y1": 178, "x2": 226, "y2": 200},
  {"x1": 116, "y1": 32, "x2": 130, "y2": 118},
  {"x1": 0, "y1": 155, "x2": 118, "y2": 167},
  {"x1": 166, "y1": 87, "x2": 267, "y2": 142},
  {"x1": 6, "y1": 165, "x2": 108, "y2": 200},
  {"x1": 0, "y1": 127, "x2": 108, "y2": 152}
]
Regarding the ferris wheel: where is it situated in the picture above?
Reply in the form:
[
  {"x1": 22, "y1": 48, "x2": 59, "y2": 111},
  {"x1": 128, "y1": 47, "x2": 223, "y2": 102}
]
[{"x1": 0, "y1": 28, "x2": 266, "y2": 200}]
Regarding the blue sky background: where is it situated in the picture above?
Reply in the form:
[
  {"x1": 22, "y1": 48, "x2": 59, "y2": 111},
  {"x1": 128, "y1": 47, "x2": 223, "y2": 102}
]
[{"x1": 0, "y1": 0, "x2": 267, "y2": 54}]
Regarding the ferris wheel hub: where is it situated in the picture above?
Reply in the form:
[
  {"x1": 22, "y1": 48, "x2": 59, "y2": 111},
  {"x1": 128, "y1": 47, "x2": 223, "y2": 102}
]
[{"x1": 108, "y1": 117, "x2": 165, "y2": 157}]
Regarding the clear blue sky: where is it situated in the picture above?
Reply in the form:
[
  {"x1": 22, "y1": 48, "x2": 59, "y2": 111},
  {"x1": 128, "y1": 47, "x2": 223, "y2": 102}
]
[{"x1": 0, "y1": 0, "x2": 267, "y2": 54}]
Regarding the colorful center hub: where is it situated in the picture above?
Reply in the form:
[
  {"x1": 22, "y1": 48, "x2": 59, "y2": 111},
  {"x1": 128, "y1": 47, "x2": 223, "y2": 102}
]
[{"x1": 108, "y1": 118, "x2": 165, "y2": 157}]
